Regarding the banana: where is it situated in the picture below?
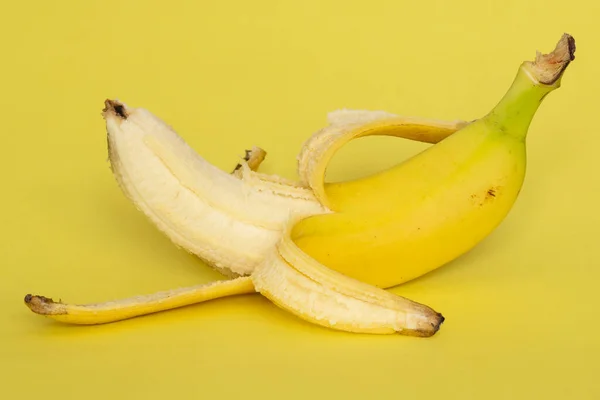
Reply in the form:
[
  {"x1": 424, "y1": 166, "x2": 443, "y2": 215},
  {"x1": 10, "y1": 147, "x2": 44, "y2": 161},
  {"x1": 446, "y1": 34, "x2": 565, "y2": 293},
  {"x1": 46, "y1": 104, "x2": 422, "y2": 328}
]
[
  {"x1": 291, "y1": 33, "x2": 576, "y2": 288},
  {"x1": 252, "y1": 224, "x2": 444, "y2": 336},
  {"x1": 23, "y1": 34, "x2": 575, "y2": 336}
]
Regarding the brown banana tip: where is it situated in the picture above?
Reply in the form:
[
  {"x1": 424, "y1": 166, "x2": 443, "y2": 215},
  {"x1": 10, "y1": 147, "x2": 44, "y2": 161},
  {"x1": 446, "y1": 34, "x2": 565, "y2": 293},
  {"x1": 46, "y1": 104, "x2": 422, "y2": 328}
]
[
  {"x1": 102, "y1": 99, "x2": 128, "y2": 119},
  {"x1": 24, "y1": 294, "x2": 55, "y2": 304},
  {"x1": 407, "y1": 312, "x2": 446, "y2": 337},
  {"x1": 433, "y1": 313, "x2": 445, "y2": 333},
  {"x1": 24, "y1": 294, "x2": 62, "y2": 315},
  {"x1": 422, "y1": 313, "x2": 445, "y2": 337}
]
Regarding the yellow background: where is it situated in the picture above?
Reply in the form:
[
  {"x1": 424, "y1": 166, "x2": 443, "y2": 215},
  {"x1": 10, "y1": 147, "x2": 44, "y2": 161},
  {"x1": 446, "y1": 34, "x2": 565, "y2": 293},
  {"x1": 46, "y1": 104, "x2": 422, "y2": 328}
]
[{"x1": 1, "y1": 0, "x2": 598, "y2": 398}]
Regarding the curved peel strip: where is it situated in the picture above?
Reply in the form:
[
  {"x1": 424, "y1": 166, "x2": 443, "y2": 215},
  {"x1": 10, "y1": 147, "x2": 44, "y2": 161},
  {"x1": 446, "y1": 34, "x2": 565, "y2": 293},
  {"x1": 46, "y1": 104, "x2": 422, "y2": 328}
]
[
  {"x1": 296, "y1": 109, "x2": 469, "y2": 209},
  {"x1": 278, "y1": 228, "x2": 419, "y2": 311},
  {"x1": 252, "y1": 224, "x2": 444, "y2": 336},
  {"x1": 24, "y1": 277, "x2": 255, "y2": 325}
]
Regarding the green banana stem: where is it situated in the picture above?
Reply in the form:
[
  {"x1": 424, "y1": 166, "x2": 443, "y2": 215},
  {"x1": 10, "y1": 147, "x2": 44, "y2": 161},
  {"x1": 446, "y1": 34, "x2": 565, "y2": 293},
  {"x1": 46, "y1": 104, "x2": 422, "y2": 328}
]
[{"x1": 485, "y1": 33, "x2": 575, "y2": 140}]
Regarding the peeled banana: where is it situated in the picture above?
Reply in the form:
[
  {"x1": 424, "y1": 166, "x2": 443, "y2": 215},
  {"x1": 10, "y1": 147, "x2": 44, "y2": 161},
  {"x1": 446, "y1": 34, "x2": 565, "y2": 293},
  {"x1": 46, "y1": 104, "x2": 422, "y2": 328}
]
[{"x1": 24, "y1": 34, "x2": 575, "y2": 337}]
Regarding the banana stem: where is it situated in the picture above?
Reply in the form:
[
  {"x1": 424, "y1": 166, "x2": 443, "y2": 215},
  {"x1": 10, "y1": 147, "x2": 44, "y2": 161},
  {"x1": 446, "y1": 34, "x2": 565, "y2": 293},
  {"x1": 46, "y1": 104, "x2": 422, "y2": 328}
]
[
  {"x1": 484, "y1": 33, "x2": 575, "y2": 140},
  {"x1": 24, "y1": 276, "x2": 256, "y2": 325},
  {"x1": 526, "y1": 33, "x2": 576, "y2": 85}
]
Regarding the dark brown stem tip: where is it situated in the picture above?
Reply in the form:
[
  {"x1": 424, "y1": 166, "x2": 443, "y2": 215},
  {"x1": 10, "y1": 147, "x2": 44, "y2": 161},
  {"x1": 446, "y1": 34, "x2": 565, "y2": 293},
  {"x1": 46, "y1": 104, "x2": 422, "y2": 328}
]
[
  {"x1": 407, "y1": 311, "x2": 446, "y2": 338},
  {"x1": 102, "y1": 99, "x2": 128, "y2": 120},
  {"x1": 24, "y1": 294, "x2": 55, "y2": 305},
  {"x1": 434, "y1": 313, "x2": 445, "y2": 330},
  {"x1": 549, "y1": 33, "x2": 576, "y2": 62},
  {"x1": 426, "y1": 312, "x2": 445, "y2": 336},
  {"x1": 564, "y1": 34, "x2": 576, "y2": 61},
  {"x1": 528, "y1": 33, "x2": 576, "y2": 85}
]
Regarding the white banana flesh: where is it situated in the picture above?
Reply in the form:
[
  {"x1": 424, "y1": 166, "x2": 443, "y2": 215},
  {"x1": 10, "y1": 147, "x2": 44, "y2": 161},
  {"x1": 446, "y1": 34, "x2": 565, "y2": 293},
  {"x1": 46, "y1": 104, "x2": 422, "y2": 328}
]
[{"x1": 104, "y1": 100, "x2": 327, "y2": 276}]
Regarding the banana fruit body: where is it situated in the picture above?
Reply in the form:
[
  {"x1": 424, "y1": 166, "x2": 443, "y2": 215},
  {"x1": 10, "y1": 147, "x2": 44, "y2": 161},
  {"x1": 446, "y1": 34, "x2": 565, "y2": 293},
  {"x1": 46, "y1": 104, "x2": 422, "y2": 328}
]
[
  {"x1": 24, "y1": 34, "x2": 575, "y2": 336},
  {"x1": 294, "y1": 35, "x2": 575, "y2": 288},
  {"x1": 295, "y1": 125, "x2": 527, "y2": 287}
]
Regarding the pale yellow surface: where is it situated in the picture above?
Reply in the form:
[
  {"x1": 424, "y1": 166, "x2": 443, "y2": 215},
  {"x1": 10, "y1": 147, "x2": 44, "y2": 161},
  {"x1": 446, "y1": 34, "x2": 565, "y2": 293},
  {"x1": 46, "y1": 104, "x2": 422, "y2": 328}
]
[{"x1": 1, "y1": 1, "x2": 598, "y2": 398}]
